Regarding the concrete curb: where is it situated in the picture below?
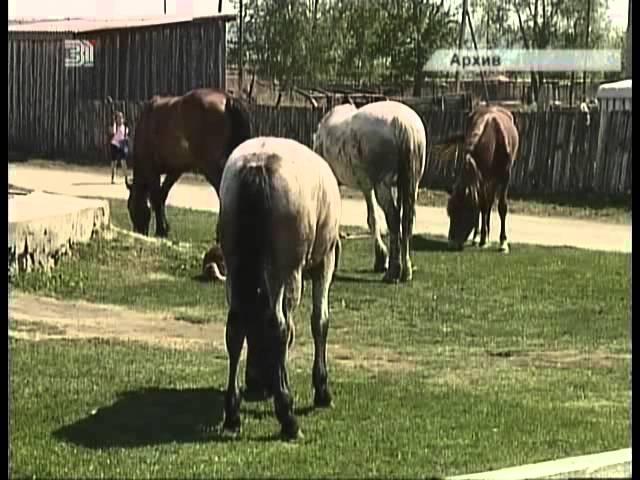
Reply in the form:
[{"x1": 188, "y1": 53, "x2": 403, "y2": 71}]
[
  {"x1": 448, "y1": 448, "x2": 631, "y2": 479},
  {"x1": 8, "y1": 191, "x2": 110, "y2": 274}
]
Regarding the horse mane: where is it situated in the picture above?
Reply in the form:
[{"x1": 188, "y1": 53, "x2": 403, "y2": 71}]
[{"x1": 453, "y1": 153, "x2": 483, "y2": 211}]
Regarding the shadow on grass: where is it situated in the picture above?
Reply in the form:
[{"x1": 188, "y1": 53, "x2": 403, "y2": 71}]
[
  {"x1": 53, "y1": 387, "x2": 226, "y2": 448},
  {"x1": 333, "y1": 273, "x2": 380, "y2": 284},
  {"x1": 53, "y1": 387, "x2": 318, "y2": 448},
  {"x1": 410, "y1": 235, "x2": 450, "y2": 252}
]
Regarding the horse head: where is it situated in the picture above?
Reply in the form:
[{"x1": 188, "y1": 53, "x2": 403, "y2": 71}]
[
  {"x1": 124, "y1": 176, "x2": 151, "y2": 236},
  {"x1": 446, "y1": 154, "x2": 482, "y2": 250}
]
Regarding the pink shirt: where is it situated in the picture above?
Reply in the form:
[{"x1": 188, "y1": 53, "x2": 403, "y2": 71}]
[{"x1": 111, "y1": 124, "x2": 128, "y2": 146}]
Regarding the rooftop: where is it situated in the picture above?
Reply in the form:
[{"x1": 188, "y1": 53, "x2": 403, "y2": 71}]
[
  {"x1": 596, "y1": 79, "x2": 632, "y2": 99},
  {"x1": 8, "y1": 13, "x2": 236, "y2": 34}
]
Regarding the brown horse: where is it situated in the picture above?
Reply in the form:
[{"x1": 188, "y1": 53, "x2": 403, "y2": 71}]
[
  {"x1": 125, "y1": 88, "x2": 252, "y2": 237},
  {"x1": 446, "y1": 106, "x2": 519, "y2": 252}
]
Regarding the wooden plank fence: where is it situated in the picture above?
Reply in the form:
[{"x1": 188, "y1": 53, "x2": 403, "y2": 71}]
[{"x1": 8, "y1": 100, "x2": 632, "y2": 196}]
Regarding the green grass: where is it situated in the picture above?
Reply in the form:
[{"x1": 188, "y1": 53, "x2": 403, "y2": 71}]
[
  {"x1": 9, "y1": 198, "x2": 631, "y2": 478},
  {"x1": 10, "y1": 338, "x2": 630, "y2": 479}
]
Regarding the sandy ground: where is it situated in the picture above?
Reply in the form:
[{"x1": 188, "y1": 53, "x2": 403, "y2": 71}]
[
  {"x1": 8, "y1": 162, "x2": 631, "y2": 253},
  {"x1": 9, "y1": 290, "x2": 628, "y2": 375},
  {"x1": 8, "y1": 290, "x2": 421, "y2": 372}
]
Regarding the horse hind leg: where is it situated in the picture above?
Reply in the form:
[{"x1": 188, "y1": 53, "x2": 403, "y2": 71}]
[
  {"x1": 374, "y1": 182, "x2": 401, "y2": 283},
  {"x1": 399, "y1": 180, "x2": 419, "y2": 283},
  {"x1": 284, "y1": 269, "x2": 303, "y2": 350},
  {"x1": 222, "y1": 309, "x2": 246, "y2": 435},
  {"x1": 244, "y1": 330, "x2": 272, "y2": 402},
  {"x1": 498, "y1": 183, "x2": 510, "y2": 254},
  {"x1": 479, "y1": 185, "x2": 497, "y2": 249},
  {"x1": 310, "y1": 244, "x2": 336, "y2": 408},
  {"x1": 471, "y1": 215, "x2": 480, "y2": 246},
  {"x1": 365, "y1": 188, "x2": 388, "y2": 273},
  {"x1": 268, "y1": 284, "x2": 301, "y2": 440}
]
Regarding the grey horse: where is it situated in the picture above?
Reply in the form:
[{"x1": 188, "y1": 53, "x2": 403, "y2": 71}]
[{"x1": 313, "y1": 100, "x2": 427, "y2": 283}]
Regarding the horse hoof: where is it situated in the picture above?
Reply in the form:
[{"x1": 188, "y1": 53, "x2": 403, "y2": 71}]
[
  {"x1": 499, "y1": 243, "x2": 510, "y2": 254},
  {"x1": 479, "y1": 242, "x2": 491, "y2": 249},
  {"x1": 281, "y1": 428, "x2": 303, "y2": 442},
  {"x1": 314, "y1": 390, "x2": 333, "y2": 408},
  {"x1": 382, "y1": 273, "x2": 400, "y2": 284},
  {"x1": 280, "y1": 420, "x2": 302, "y2": 441},
  {"x1": 373, "y1": 254, "x2": 389, "y2": 273},
  {"x1": 400, "y1": 267, "x2": 413, "y2": 282},
  {"x1": 221, "y1": 420, "x2": 241, "y2": 437}
]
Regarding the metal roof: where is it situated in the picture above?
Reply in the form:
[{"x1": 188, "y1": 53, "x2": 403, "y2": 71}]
[
  {"x1": 8, "y1": 13, "x2": 236, "y2": 34},
  {"x1": 596, "y1": 79, "x2": 632, "y2": 99}
]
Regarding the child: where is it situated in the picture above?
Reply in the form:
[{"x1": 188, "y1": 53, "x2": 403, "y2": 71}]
[{"x1": 109, "y1": 111, "x2": 129, "y2": 184}]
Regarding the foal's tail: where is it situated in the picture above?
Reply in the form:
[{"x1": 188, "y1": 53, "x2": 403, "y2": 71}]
[
  {"x1": 232, "y1": 164, "x2": 272, "y2": 304},
  {"x1": 395, "y1": 117, "x2": 427, "y2": 238}
]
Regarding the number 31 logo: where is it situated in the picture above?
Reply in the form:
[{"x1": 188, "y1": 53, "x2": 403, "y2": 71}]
[{"x1": 64, "y1": 40, "x2": 95, "y2": 68}]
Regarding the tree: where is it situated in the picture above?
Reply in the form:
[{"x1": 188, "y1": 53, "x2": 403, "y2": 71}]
[
  {"x1": 377, "y1": 0, "x2": 458, "y2": 95},
  {"x1": 509, "y1": 0, "x2": 615, "y2": 101}
]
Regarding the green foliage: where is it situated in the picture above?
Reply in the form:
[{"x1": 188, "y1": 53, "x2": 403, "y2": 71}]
[
  {"x1": 228, "y1": 0, "x2": 459, "y2": 89},
  {"x1": 227, "y1": 0, "x2": 622, "y2": 89}
]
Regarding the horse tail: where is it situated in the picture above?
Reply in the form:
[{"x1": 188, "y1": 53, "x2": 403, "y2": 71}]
[
  {"x1": 224, "y1": 96, "x2": 253, "y2": 158},
  {"x1": 394, "y1": 115, "x2": 427, "y2": 240},
  {"x1": 232, "y1": 163, "x2": 273, "y2": 305}
]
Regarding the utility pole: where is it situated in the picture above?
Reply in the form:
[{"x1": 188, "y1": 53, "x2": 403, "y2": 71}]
[
  {"x1": 486, "y1": 6, "x2": 489, "y2": 47},
  {"x1": 238, "y1": 0, "x2": 244, "y2": 94},
  {"x1": 466, "y1": 9, "x2": 490, "y2": 104},
  {"x1": 455, "y1": 0, "x2": 469, "y2": 92},
  {"x1": 582, "y1": 0, "x2": 592, "y2": 100}
]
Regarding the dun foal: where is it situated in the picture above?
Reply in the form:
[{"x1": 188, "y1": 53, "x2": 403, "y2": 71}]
[{"x1": 218, "y1": 137, "x2": 341, "y2": 440}]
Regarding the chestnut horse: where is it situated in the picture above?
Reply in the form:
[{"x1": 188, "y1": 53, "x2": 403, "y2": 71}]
[
  {"x1": 446, "y1": 106, "x2": 519, "y2": 252},
  {"x1": 125, "y1": 88, "x2": 252, "y2": 237}
]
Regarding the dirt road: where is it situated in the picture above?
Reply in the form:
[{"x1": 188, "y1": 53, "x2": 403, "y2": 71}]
[{"x1": 9, "y1": 162, "x2": 631, "y2": 253}]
